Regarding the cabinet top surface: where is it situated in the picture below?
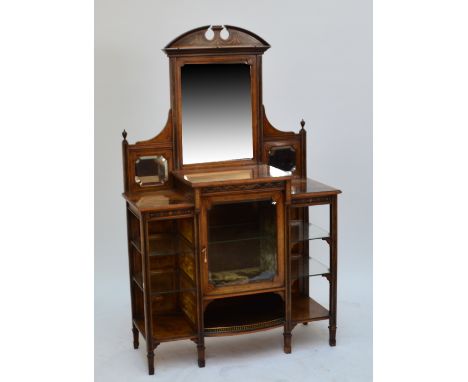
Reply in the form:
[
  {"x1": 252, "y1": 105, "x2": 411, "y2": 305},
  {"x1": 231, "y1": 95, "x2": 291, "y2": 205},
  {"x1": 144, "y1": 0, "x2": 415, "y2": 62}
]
[
  {"x1": 172, "y1": 164, "x2": 293, "y2": 188},
  {"x1": 123, "y1": 175, "x2": 341, "y2": 214},
  {"x1": 291, "y1": 178, "x2": 341, "y2": 197},
  {"x1": 123, "y1": 189, "x2": 193, "y2": 212}
]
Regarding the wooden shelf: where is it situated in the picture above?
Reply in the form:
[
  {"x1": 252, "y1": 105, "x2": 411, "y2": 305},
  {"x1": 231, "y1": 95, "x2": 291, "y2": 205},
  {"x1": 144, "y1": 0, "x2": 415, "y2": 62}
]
[
  {"x1": 204, "y1": 293, "x2": 284, "y2": 335},
  {"x1": 290, "y1": 178, "x2": 341, "y2": 198},
  {"x1": 134, "y1": 313, "x2": 197, "y2": 342},
  {"x1": 123, "y1": 190, "x2": 194, "y2": 213},
  {"x1": 291, "y1": 294, "x2": 329, "y2": 323},
  {"x1": 153, "y1": 314, "x2": 197, "y2": 341}
]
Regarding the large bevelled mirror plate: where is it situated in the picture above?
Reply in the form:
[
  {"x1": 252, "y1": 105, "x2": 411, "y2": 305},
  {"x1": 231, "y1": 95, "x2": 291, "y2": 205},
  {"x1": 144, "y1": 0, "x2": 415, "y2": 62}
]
[
  {"x1": 181, "y1": 63, "x2": 253, "y2": 164},
  {"x1": 135, "y1": 155, "x2": 168, "y2": 187}
]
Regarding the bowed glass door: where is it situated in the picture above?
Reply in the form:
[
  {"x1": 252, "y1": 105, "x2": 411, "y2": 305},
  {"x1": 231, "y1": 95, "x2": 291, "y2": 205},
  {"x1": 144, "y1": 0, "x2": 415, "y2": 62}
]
[{"x1": 201, "y1": 191, "x2": 284, "y2": 294}]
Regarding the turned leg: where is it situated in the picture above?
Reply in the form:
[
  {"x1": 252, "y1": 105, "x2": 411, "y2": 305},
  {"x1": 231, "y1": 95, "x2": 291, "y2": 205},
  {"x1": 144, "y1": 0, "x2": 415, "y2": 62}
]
[
  {"x1": 197, "y1": 340, "x2": 205, "y2": 367},
  {"x1": 283, "y1": 330, "x2": 292, "y2": 354},
  {"x1": 147, "y1": 350, "x2": 155, "y2": 375},
  {"x1": 132, "y1": 325, "x2": 139, "y2": 349}
]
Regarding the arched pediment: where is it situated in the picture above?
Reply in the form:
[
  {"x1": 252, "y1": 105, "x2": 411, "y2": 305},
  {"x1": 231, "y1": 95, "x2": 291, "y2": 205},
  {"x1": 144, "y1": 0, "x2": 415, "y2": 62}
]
[{"x1": 164, "y1": 25, "x2": 270, "y2": 56}]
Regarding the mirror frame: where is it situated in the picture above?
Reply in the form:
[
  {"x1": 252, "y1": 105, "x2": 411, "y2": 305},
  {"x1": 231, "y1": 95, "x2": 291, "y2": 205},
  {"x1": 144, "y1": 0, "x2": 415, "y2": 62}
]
[
  {"x1": 164, "y1": 25, "x2": 270, "y2": 170},
  {"x1": 175, "y1": 56, "x2": 259, "y2": 168}
]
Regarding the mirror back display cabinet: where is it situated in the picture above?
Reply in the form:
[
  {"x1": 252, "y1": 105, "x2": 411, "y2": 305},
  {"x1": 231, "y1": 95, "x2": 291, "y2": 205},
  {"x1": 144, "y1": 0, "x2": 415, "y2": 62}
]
[{"x1": 121, "y1": 25, "x2": 342, "y2": 375}]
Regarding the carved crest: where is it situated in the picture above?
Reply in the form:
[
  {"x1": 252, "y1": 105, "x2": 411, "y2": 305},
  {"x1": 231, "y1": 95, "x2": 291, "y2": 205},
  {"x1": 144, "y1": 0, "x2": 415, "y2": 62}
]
[{"x1": 164, "y1": 25, "x2": 270, "y2": 56}]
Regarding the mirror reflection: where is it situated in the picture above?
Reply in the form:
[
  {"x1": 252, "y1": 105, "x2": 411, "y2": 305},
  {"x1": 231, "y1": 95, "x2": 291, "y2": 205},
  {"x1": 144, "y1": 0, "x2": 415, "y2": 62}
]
[
  {"x1": 181, "y1": 63, "x2": 253, "y2": 164},
  {"x1": 135, "y1": 155, "x2": 168, "y2": 187},
  {"x1": 268, "y1": 146, "x2": 296, "y2": 172}
]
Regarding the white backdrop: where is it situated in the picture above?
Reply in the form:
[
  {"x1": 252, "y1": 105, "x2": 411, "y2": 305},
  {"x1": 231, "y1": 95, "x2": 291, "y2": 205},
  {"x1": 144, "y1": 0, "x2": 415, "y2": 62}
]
[{"x1": 95, "y1": 1, "x2": 372, "y2": 381}]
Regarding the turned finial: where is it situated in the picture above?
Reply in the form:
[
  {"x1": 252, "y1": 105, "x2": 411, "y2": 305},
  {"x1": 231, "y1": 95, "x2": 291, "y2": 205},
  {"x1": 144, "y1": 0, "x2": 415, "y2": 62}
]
[
  {"x1": 300, "y1": 119, "x2": 306, "y2": 130},
  {"x1": 122, "y1": 130, "x2": 127, "y2": 141}
]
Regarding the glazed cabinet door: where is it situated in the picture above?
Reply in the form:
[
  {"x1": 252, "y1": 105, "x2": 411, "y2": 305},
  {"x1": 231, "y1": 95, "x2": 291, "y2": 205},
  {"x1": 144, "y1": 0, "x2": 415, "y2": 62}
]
[{"x1": 199, "y1": 190, "x2": 285, "y2": 296}]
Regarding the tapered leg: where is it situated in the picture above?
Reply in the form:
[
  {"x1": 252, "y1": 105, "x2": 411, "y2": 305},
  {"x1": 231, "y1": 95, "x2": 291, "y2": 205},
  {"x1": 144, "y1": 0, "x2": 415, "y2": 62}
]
[
  {"x1": 132, "y1": 325, "x2": 139, "y2": 349},
  {"x1": 283, "y1": 330, "x2": 292, "y2": 354},
  {"x1": 197, "y1": 340, "x2": 205, "y2": 367},
  {"x1": 328, "y1": 325, "x2": 337, "y2": 346},
  {"x1": 147, "y1": 350, "x2": 155, "y2": 375}
]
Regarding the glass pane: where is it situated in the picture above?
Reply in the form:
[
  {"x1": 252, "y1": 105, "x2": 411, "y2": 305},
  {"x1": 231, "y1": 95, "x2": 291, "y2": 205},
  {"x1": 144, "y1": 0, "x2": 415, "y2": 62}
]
[
  {"x1": 130, "y1": 234, "x2": 193, "y2": 257},
  {"x1": 135, "y1": 155, "x2": 168, "y2": 187},
  {"x1": 291, "y1": 255, "x2": 329, "y2": 279},
  {"x1": 181, "y1": 63, "x2": 253, "y2": 164},
  {"x1": 290, "y1": 220, "x2": 329, "y2": 243},
  {"x1": 133, "y1": 269, "x2": 196, "y2": 295},
  {"x1": 268, "y1": 146, "x2": 296, "y2": 172},
  {"x1": 179, "y1": 165, "x2": 292, "y2": 185},
  {"x1": 184, "y1": 169, "x2": 253, "y2": 183},
  {"x1": 208, "y1": 200, "x2": 277, "y2": 286}
]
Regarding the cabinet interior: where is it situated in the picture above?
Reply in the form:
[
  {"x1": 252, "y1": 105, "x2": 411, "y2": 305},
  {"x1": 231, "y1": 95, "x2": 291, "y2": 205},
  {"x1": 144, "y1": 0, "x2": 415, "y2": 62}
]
[{"x1": 208, "y1": 199, "x2": 277, "y2": 286}]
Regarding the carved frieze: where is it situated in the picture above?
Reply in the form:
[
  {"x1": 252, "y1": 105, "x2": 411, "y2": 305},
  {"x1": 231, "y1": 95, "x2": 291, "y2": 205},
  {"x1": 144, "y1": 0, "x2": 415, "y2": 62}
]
[{"x1": 202, "y1": 181, "x2": 285, "y2": 194}]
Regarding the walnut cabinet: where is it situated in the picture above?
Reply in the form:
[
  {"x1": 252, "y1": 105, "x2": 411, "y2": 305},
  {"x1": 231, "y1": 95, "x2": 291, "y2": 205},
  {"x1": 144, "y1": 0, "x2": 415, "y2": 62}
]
[{"x1": 121, "y1": 25, "x2": 341, "y2": 375}]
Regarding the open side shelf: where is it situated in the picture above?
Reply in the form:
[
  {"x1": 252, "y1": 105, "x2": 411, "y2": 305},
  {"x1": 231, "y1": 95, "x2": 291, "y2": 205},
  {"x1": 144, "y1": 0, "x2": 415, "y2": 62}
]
[
  {"x1": 291, "y1": 294, "x2": 329, "y2": 323},
  {"x1": 290, "y1": 220, "x2": 329, "y2": 243},
  {"x1": 132, "y1": 270, "x2": 196, "y2": 295},
  {"x1": 291, "y1": 255, "x2": 330, "y2": 279},
  {"x1": 134, "y1": 312, "x2": 197, "y2": 342},
  {"x1": 204, "y1": 292, "x2": 284, "y2": 335},
  {"x1": 131, "y1": 234, "x2": 194, "y2": 257}
]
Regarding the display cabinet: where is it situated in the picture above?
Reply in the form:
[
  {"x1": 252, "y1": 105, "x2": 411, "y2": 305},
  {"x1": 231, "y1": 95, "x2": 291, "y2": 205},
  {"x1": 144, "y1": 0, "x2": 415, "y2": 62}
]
[{"x1": 121, "y1": 25, "x2": 341, "y2": 374}]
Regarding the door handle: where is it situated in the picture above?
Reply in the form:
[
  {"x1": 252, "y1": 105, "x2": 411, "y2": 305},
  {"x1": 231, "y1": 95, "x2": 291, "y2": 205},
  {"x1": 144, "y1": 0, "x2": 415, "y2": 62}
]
[{"x1": 202, "y1": 247, "x2": 207, "y2": 263}]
